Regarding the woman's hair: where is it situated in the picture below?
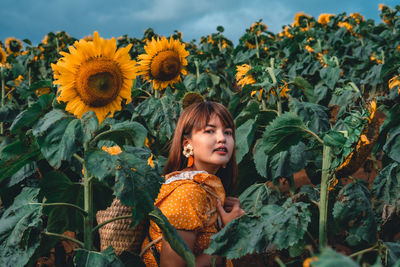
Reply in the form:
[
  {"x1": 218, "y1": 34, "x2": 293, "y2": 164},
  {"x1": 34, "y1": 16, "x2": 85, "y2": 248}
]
[{"x1": 162, "y1": 101, "x2": 238, "y2": 196}]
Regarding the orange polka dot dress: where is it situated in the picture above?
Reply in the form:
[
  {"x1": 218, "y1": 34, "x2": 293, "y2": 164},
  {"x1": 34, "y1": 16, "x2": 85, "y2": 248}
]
[{"x1": 140, "y1": 170, "x2": 227, "y2": 266}]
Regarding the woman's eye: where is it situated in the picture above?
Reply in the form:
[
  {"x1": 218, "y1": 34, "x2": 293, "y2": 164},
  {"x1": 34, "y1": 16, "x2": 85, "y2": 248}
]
[
  {"x1": 225, "y1": 131, "x2": 232, "y2": 135},
  {"x1": 205, "y1": 129, "x2": 214, "y2": 133}
]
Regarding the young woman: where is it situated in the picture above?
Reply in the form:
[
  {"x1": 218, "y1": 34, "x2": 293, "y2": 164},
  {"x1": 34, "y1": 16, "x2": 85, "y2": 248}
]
[{"x1": 140, "y1": 101, "x2": 245, "y2": 267}]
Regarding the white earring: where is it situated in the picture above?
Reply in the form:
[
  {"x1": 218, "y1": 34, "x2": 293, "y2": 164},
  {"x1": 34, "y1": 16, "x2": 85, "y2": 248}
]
[{"x1": 183, "y1": 144, "x2": 194, "y2": 158}]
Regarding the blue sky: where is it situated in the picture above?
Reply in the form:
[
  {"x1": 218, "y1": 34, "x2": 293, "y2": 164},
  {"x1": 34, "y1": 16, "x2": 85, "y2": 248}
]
[{"x1": 0, "y1": 0, "x2": 398, "y2": 45}]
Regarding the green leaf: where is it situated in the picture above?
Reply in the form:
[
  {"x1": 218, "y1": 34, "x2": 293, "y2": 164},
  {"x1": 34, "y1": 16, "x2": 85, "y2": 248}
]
[
  {"x1": 333, "y1": 182, "x2": 377, "y2": 246},
  {"x1": 261, "y1": 112, "x2": 307, "y2": 156},
  {"x1": 74, "y1": 246, "x2": 125, "y2": 267},
  {"x1": 312, "y1": 247, "x2": 359, "y2": 267},
  {"x1": 372, "y1": 162, "x2": 400, "y2": 214},
  {"x1": 32, "y1": 109, "x2": 70, "y2": 137},
  {"x1": 95, "y1": 121, "x2": 148, "y2": 148},
  {"x1": 10, "y1": 93, "x2": 54, "y2": 134},
  {"x1": 384, "y1": 242, "x2": 400, "y2": 267},
  {"x1": 36, "y1": 116, "x2": 74, "y2": 168},
  {"x1": 323, "y1": 131, "x2": 347, "y2": 147},
  {"x1": 293, "y1": 76, "x2": 314, "y2": 102},
  {"x1": 206, "y1": 199, "x2": 311, "y2": 259},
  {"x1": 383, "y1": 125, "x2": 400, "y2": 163},
  {"x1": 149, "y1": 208, "x2": 195, "y2": 267},
  {"x1": 320, "y1": 67, "x2": 341, "y2": 89},
  {"x1": 235, "y1": 119, "x2": 256, "y2": 163},
  {"x1": 238, "y1": 183, "x2": 279, "y2": 215},
  {"x1": 59, "y1": 119, "x2": 83, "y2": 162},
  {"x1": 85, "y1": 148, "x2": 115, "y2": 181},
  {"x1": 81, "y1": 111, "x2": 99, "y2": 144},
  {"x1": 0, "y1": 103, "x2": 20, "y2": 123},
  {"x1": 0, "y1": 187, "x2": 43, "y2": 267},
  {"x1": 233, "y1": 50, "x2": 258, "y2": 64},
  {"x1": 29, "y1": 80, "x2": 53, "y2": 91},
  {"x1": 234, "y1": 100, "x2": 260, "y2": 128},
  {"x1": 135, "y1": 91, "x2": 180, "y2": 145},
  {"x1": 291, "y1": 99, "x2": 330, "y2": 135},
  {"x1": 114, "y1": 148, "x2": 163, "y2": 223}
]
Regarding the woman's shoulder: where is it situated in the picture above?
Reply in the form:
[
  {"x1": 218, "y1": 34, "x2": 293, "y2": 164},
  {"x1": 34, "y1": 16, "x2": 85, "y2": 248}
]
[{"x1": 163, "y1": 169, "x2": 210, "y2": 184}]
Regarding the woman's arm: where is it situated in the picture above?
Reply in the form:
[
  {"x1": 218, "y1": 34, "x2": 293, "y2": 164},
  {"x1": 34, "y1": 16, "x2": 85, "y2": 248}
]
[{"x1": 160, "y1": 230, "x2": 223, "y2": 267}]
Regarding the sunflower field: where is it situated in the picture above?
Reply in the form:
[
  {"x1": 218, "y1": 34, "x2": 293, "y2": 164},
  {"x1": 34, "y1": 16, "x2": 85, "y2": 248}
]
[{"x1": 1, "y1": 4, "x2": 400, "y2": 267}]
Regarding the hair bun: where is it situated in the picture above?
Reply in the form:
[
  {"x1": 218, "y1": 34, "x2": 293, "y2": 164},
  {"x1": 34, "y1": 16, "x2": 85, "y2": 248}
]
[{"x1": 181, "y1": 92, "x2": 205, "y2": 109}]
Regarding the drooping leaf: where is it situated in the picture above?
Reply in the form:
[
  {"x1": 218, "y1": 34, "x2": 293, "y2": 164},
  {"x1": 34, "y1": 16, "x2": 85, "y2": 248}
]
[
  {"x1": 291, "y1": 99, "x2": 330, "y2": 135},
  {"x1": 239, "y1": 182, "x2": 280, "y2": 215},
  {"x1": 32, "y1": 109, "x2": 70, "y2": 137},
  {"x1": 372, "y1": 162, "x2": 400, "y2": 215},
  {"x1": 260, "y1": 112, "x2": 308, "y2": 156},
  {"x1": 312, "y1": 247, "x2": 359, "y2": 267},
  {"x1": 384, "y1": 242, "x2": 400, "y2": 267},
  {"x1": 149, "y1": 208, "x2": 195, "y2": 267},
  {"x1": 10, "y1": 93, "x2": 54, "y2": 134},
  {"x1": 320, "y1": 66, "x2": 341, "y2": 89},
  {"x1": 383, "y1": 125, "x2": 400, "y2": 163},
  {"x1": 74, "y1": 246, "x2": 125, "y2": 267},
  {"x1": 85, "y1": 148, "x2": 115, "y2": 181},
  {"x1": 0, "y1": 187, "x2": 43, "y2": 267},
  {"x1": 235, "y1": 119, "x2": 256, "y2": 163},
  {"x1": 333, "y1": 182, "x2": 377, "y2": 246},
  {"x1": 323, "y1": 130, "x2": 347, "y2": 147},
  {"x1": 293, "y1": 76, "x2": 314, "y2": 102},
  {"x1": 81, "y1": 111, "x2": 99, "y2": 144}
]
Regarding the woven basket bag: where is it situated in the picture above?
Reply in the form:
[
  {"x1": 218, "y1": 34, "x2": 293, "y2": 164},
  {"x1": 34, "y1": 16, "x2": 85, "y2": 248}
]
[{"x1": 96, "y1": 198, "x2": 148, "y2": 255}]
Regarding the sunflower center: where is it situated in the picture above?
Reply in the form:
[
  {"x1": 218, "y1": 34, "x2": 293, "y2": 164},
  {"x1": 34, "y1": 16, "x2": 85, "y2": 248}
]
[
  {"x1": 75, "y1": 58, "x2": 123, "y2": 107},
  {"x1": 150, "y1": 50, "x2": 181, "y2": 81}
]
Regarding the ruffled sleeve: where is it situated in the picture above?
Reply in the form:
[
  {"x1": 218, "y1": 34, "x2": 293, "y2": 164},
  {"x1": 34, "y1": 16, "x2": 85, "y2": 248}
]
[{"x1": 157, "y1": 182, "x2": 211, "y2": 231}]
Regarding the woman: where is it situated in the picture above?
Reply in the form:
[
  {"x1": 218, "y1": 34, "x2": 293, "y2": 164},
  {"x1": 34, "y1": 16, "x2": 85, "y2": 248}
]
[{"x1": 141, "y1": 101, "x2": 245, "y2": 267}]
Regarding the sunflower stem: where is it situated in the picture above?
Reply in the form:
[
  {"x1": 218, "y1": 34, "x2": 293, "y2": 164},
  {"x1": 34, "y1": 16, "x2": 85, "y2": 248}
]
[
  {"x1": 83, "y1": 143, "x2": 93, "y2": 250},
  {"x1": 28, "y1": 66, "x2": 31, "y2": 87},
  {"x1": 154, "y1": 89, "x2": 159, "y2": 98},
  {"x1": 319, "y1": 144, "x2": 332, "y2": 250},
  {"x1": 30, "y1": 202, "x2": 87, "y2": 216},
  {"x1": 255, "y1": 35, "x2": 260, "y2": 59},
  {"x1": 1, "y1": 67, "x2": 4, "y2": 135},
  {"x1": 194, "y1": 60, "x2": 200, "y2": 80}
]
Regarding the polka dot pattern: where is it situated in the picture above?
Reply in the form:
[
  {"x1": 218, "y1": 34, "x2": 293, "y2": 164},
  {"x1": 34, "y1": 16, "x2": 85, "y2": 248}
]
[{"x1": 141, "y1": 171, "x2": 226, "y2": 267}]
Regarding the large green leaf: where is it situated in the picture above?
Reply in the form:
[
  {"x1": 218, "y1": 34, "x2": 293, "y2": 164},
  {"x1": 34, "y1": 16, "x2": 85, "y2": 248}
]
[
  {"x1": 293, "y1": 76, "x2": 314, "y2": 102},
  {"x1": 372, "y1": 162, "x2": 400, "y2": 215},
  {"x1": 113, "y1": 147, "x2": 163, "y2": 224},
  {"x1": 149, "y1": 208, "x2": 195, "y2": 267},
  {"x1": 36, "y1": 116, "x2": 75, "y2": 168},
  {"x1": 260, "y1": 112, "x2": 308, "y2": 156},
  {"x1": 81, "y1": 111, "x2": 99, "y2": 144},
  {"x1": 135, "y1": 89, "x2": 180, "y2": 144},
  {"x1": 320, "y1": 66, "x2": 341, "y2": 89},
  {"x1": 238, "y1": 182, "x2": 280, "y2": 215},
  {"x1": 74, "y1": 246, "x2": 125, "y2": 267},
  {"x1": 0, "y1": 187, "x2": 43, "y2": 267},
  {"x1": 291, "y1": 99, "x2": 330, "y2": 135},
  {"x1": 383, "y1": 125, "x2": 400, "y2": 163},
  {"x1": 93, "y1": 121, "x2": 148, "y2": 148},
  {"x1": 235, "y1": 119, "x2": 256, "y2": 163},
  {"x1": 205, "y1": 199, "x2": 311, "y2": 259},
  {"x1": 85, "y1": 148, "x2": 115, "y2": 181},
  {"x1": 384, "y1": 242, "x2": 400, "y2": 267},
  {"x1": 312, "y1": 247, "x2": 359, "y2": 267},
  {"x1": 333, "y1": 182, "x2": 377, "y2": 246},
  {"x1": 32, "y1": 109, "x2": 70, "y2": 137}
]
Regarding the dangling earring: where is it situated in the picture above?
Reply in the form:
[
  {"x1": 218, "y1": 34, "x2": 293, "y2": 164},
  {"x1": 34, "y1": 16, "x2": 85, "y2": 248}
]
[
  {"x1": 222, "y1": 164, "x2": 226, "y2": 169},
  {"x1": 183, "y1": 144, "x2": 194, "y2": 168}
]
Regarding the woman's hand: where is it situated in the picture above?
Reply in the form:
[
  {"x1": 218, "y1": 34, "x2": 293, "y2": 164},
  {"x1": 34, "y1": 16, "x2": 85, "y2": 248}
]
[{"x1": 216, "y1": 197, "x2": 246, "y2": 227}]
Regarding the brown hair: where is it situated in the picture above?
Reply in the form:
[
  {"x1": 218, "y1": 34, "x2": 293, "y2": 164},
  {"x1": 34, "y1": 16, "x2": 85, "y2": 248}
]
[{"x1": 162, "y1": 101, "x2": 238, "y2": 196}]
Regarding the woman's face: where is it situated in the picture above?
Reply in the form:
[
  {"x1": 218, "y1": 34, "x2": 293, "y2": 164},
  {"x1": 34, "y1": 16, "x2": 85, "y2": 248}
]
[{"x1": 183, "y1": 114, "x2": 234, "y2": 174}]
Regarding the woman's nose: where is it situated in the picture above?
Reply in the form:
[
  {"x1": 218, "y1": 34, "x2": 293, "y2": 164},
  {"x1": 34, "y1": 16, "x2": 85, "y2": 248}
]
[{"x1": 216, "y1": 130, "x2": 226, "y2": 142}]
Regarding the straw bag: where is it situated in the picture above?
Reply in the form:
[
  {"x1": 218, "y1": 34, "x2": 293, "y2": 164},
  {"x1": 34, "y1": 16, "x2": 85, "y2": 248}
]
[{"x1": 96, "y1": 198, "x2": 148, "y2": 255}]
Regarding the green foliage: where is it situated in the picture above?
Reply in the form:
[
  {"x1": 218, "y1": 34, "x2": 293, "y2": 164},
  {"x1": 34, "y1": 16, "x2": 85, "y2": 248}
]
[
  {"x1": 0, "y1": 188, "x2": 43, "y2": 267},
  {"x1": 312, "y1": 247, "x2": 359, "y2": 267},
  {"x1": 74, "y1": 246, "x2": 125, "y2": 267},
  {"x1": 333, "y1": 182, "x2": 377, "y2": 246},
  {"x1": 205, "y1": 197, "x2": 312, "y2": 259},
  {"x1": 260, "y1": 112, "x2": 308, "y2": 156},
  {"x1": 235, "y1": 119, "x2": 256, "y2": 163}
]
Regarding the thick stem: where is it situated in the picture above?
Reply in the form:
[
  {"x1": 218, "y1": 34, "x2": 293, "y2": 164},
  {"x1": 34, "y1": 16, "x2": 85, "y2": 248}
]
[
  {"x1": 255, "y1": 35, "x2": 260, "y2": 59},
  {"x1": 1, "y1": 67, "x2": 4, "y2": 135},
  {"x1": 92, "y1": 215, "x2": 132, "y2": 233},
  {"x1": 319, "y1": 145, "x2": 332, "y2": 250},
  {"x1": 194, "y1": 60, "x2": 200, "y2": 80},
  {"x1": 28, "y1": 67, "x2": 31, "y2": 87},
  {"x1": 43, "y1": 232, "x2": 84, "y2": 248},
  {"x1": 83, "y1": 150, "x2": 93, "y2": 250}
]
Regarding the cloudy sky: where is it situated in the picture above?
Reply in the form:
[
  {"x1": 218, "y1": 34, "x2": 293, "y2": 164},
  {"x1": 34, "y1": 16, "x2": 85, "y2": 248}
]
[{"x1": 0, "y1": 0, "x2": 397, "y2": 45}]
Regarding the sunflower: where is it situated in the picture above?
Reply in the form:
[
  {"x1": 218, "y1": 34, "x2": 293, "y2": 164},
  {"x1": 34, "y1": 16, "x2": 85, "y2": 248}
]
[
  {"x1": 0, "y1": 46, "x2": 6, "y2": 66},
  {"x1": 236, "y1": 64, "x2": 256, "y2": 88},
  {"x1": 350, "y1": 12, "x2": 365, "y2": 24},
  {"x1": 292, "y1": 12, "x2": 312, "y2": 30},
  {"x1": 249, "y1": 21, "x2": 268, "y2": 36},
  {"x1": 51, "y1": 31, "x2": 136, "y2": 124},
  {"x1": 318, "y1": 13, "x2": 334, "y2": 26},
  {"x1": 303, "y1": 257, "x2": 318, "y2": 267},
  {"x1": 36, "y1": 87, "x2": 51, "y2": 97},
  {"x1": 5, "y1": 37, "x2": 23, "y2": 54},
  {"x1": 102, "y1": 145, "x2": 122, "y2": 155},
  {"x1": 278, "y1": 26, "x2": 294, "y2": 38},
  {"x1": 136, "y1": 37, "x2": 189, "y2": 90},
  {"x1": 389, "y1": 76, "x2": 400, "y2": 94}
]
